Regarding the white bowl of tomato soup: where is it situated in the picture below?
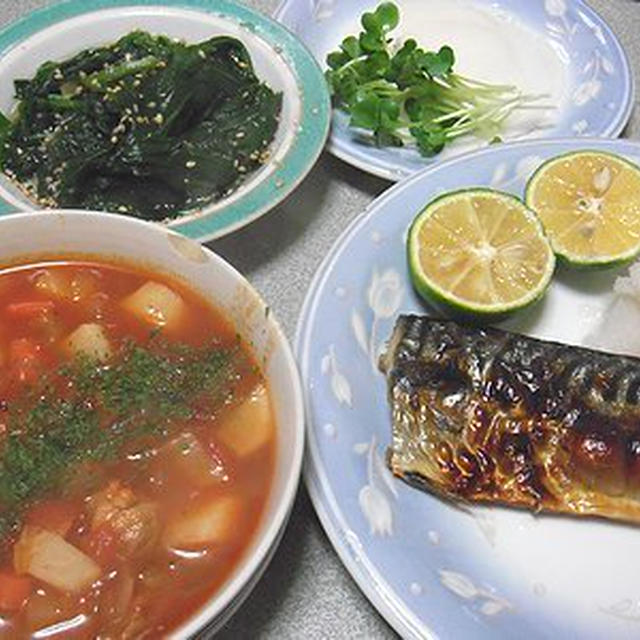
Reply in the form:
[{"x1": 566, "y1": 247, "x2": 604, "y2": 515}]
[{"x1": 0, "y1": 210, "x2": 304, "y2": 637}]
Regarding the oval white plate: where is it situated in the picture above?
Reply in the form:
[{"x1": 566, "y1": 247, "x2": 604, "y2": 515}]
[
  {"x1": 296, "y1": 138, "x2": 640, "y2": 639},
  {"x1": 276, "y1": 0, "x2": 634, "y2": 181}
]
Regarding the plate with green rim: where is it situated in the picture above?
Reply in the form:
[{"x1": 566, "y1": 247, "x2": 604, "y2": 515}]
[{"x1": 0, "y1": 0, "x2": 331, "y2": 242}]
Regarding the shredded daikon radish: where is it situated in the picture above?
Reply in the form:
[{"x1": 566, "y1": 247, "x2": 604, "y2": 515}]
[{"x1": 586, "y1": 262, "x2": 640, "y2": 357}]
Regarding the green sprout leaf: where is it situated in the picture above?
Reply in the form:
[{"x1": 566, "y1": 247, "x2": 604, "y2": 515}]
[
  {"x1": 359, "y1": 30, "x2": 385, "y2": 53},
  {"x1": 327, "y1": 51, "x2": 350, "y2": 70},
  {"x1": 340, "y1": 35, "x2": 362, "y2": 59},
  {"x1": 375, "y1": 2, "x2": 400, "y2": 32},
  {"x1": 411, "y1": 124, "x2": 446, "y2": 156},
  {"x1": 350, "y1": 95, "x2": 382, "y2": 130},
  {"x1": 420, "y1": 46, "x2": 455, "y2": 78},
  {"x1": 361, "y1": 51, "x2": 391, "y2": 79},
  {"x1": 361, "y1": 11, "x2": 381, "y2": 34}
]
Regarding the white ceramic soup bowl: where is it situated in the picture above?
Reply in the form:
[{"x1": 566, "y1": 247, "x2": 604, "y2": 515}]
[{"x1": 0, "y1": 210, "x2": 304, "y2": 637}]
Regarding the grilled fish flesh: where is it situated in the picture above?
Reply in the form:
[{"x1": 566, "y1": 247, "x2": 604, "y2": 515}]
[{"x1": 380, "y1": 315, "x2": 640, "y2": 522}]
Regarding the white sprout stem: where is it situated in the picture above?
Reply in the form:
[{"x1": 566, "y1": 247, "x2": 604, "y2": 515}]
[
  {"x1": 451, "y1": 74, "x2": 520, "y2": 92},
  {"x1": 431, "y1": 107, "x2": 471, "y2": 124},
  {"x1": 337, "y1": 54, "x2": 370, "y2": 76},
  {"x1": 445, "y1": 93, "x2": 538, "y2": 138}
]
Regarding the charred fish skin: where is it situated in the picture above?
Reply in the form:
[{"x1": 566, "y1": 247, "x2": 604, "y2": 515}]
[{"x1": 381, "y1": 316, "x2": 640, "y2": 523}]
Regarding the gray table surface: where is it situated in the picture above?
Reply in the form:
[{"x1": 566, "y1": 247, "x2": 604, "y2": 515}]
[{"x1": 3, "y1": 1, "x2": 640, "y2": 638}]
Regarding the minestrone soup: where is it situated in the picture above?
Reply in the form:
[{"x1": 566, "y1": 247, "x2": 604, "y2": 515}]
[{"x1": 0, "y1": 259, "x2": 276, "y2": 638}]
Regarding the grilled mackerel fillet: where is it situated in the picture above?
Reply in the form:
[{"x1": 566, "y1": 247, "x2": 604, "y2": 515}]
[{"x1": 380, "y1": 315, "x2": 640, "y2": 522}]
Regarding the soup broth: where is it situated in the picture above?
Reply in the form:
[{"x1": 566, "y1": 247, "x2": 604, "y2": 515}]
[{"x1": 0, "y1": 259, "x2": 275, "y2": 638}]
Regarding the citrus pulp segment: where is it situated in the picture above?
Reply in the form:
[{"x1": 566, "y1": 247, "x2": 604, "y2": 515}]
[
  {"x1": 525, "y1": 150, "x2": 640, "y2": 267},
  {"x1": 407, "y1": 188, "x2": 555, "y2": 318}
]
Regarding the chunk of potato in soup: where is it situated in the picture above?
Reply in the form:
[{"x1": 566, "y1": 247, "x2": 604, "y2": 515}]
[{"x1": 0, "y1": 259, "x2": 276, "y2": 638}]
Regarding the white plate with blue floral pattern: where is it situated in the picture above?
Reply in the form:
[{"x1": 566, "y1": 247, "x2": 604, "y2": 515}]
[
  {"x1": 276, "y1": 0, "x2": 634, "y2": 181},
  {"x1": 296, "y1": 137, "x2": 640, "y2": 639}
]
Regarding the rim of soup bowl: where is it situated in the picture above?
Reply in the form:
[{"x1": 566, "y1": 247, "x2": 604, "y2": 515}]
[{"x1": 0, "y1": 209, "x2": 305, "y2": 637}]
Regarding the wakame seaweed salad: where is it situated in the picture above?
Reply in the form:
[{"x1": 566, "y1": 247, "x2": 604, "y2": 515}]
[{"x1": 0, "y1": 31, "x2": 282, "y2": 220}]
